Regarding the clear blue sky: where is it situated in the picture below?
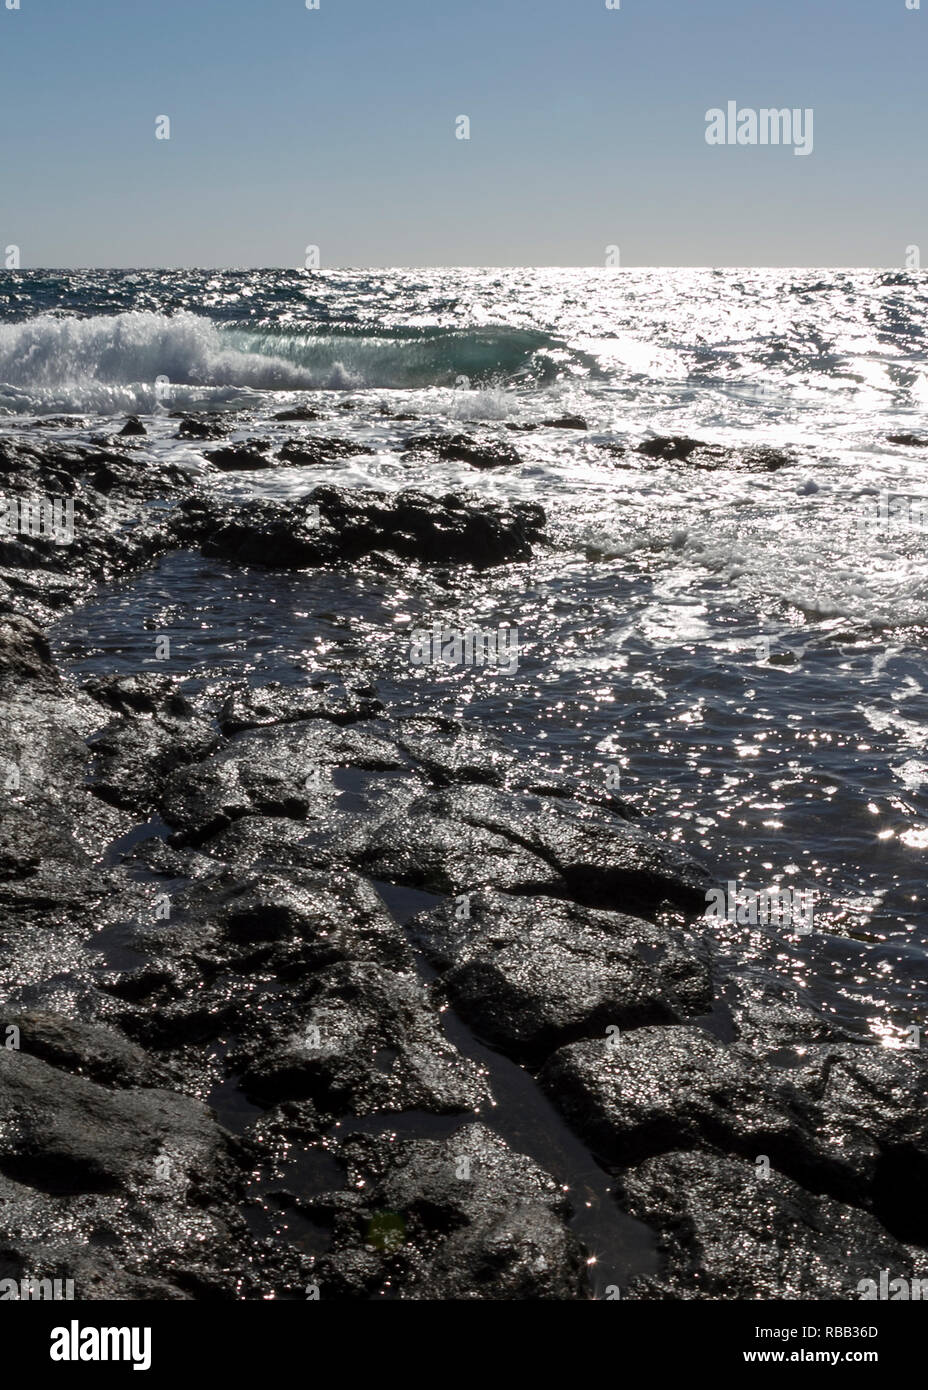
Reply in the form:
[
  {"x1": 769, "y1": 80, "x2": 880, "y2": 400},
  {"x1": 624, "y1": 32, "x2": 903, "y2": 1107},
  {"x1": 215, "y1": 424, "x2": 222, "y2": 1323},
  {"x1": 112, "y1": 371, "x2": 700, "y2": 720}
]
[{"x1": 0, "y1": 0, "x2": 924, "y2": 267}]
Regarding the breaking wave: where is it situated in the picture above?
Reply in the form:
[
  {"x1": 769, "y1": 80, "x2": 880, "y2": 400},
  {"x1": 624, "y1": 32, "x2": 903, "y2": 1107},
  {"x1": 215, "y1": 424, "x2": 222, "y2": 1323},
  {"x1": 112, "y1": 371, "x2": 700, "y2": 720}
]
[{"x1": 0, "y1": 311, "x2": 574, "y2": 414}]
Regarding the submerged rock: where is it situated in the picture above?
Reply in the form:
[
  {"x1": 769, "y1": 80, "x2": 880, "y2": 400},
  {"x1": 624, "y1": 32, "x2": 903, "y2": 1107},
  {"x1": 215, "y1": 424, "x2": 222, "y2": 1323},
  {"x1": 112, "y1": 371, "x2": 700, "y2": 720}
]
[
  {"x1": 636, "y1": 436, "x2": 793, "y2": 470},
  {"x1": 542, "y1": 415, "x2": 588, "y2": 430}
]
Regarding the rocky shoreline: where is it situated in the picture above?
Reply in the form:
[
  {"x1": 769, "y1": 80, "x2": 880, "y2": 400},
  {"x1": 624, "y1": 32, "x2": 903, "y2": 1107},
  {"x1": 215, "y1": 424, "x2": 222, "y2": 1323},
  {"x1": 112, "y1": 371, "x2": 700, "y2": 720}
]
[{"x1": 1, "y1": 418, "x2": 925, "y2": 1300}]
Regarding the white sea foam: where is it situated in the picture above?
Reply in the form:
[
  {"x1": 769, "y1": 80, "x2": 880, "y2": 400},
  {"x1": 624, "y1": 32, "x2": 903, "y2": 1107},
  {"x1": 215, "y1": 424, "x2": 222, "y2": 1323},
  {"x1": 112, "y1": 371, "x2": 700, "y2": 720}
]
[{"x1": 0, "y1": 312, "x2": 559, "y2": 413}]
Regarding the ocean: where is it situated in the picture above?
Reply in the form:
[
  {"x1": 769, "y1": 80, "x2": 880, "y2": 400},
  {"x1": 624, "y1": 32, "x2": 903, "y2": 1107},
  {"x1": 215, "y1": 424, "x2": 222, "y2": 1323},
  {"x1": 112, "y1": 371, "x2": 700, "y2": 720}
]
[{"x1": 3, "y1": 264, "x2": 928, "y2": 1048}]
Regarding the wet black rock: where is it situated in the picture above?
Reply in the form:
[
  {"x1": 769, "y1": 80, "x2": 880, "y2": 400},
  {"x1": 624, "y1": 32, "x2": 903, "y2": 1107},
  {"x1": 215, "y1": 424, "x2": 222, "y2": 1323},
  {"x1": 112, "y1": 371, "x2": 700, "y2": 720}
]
[
  {"x1": 0, "y1": 434, "x2": 193, "y2": 624},
  {"x1": 0, "y1": 609, "x2": 60, "y2": 688},
  {"x1": 0, "y1": 1041, "x2": 314, "y2": 1298},
  {"x1": 172, "y1": 485, "x2": 545, "y2": 571},
  {"x1": 542, "y1": 415, "x2": 588, "y2": 430},
  {"x1": 30, "y1": 416, "x2": 89, "y2": 430},
  {"x1": 769, "y1": 1042, "x2": 928, "y2": 1245},
  {"x1": 105, "y1": 869, "x2": 416, "y2": 1056},
  {"x1": 84, "y1": 672, "x2": 193, "y2": 719},
  {"x1": 636, "y1": 437, "x2": 792, "y2": 471},
  {"x1": 539, "y1": 1025, "x2": 875, "y2": 1203},
  {"x1": 637, "y1": 436, "x2": 706, "y2": 462},
  {"x1": 205, "y1": 443, "x2": 275, "y2": 471},
  {"x1": 180, "y1": 757, "x2": 707, "y2": 917},
  {"x1": 84, "y1": 673, "x2": 221, "y2": 814},
  {"x1": 308, "y1": 1123, "x2": 586, "y2": 1300},
  {"x1": 409, "y1": 889, "x2": 712, "y2": 1063},
  {"x1": 174, "y1": 416, "x2": 227, "y2": 441},
  {"x1": 218, "y1": 680, "x2": 383, "y2": 735},
  {"x1": 403, "y1": 432, "x2": 522, "y2": 470},
  {"x1": 4, "y1": 1010, "x2": 159, "y2": 1087},
  {"x1": 619, "y1": 1150, "x2": 919, "y2": 1300},
  {"x1": 0, "y1": 627, "x2": 133, "y2": 913},
  {"x1": 273, "y1": 407, "x2": 325, "y2": 422},
  {"x1": 887, "y1": 434, "x2": 928, "y2": 447},
  {"x1": 278, "y1": 437, "x2": 374, "y2": 466},
  {"x1": 236, "y1": 960, "x2": 489, "y2": 1115},
  {"x1": 157, "y1": 716, "x2": 406, "y2": 846},
  {"x1": 393, "y1": 784, "x2": 712, "y2": 913},
  {"x1": 739, "y1": 445, "x2": 794, "y2": 470},
  {"x1": 118, "y1": 417, "x2": 147, "y2": 437},
  {"x1": 85, "y1": 450, "x2": 195, "y2": 498},
  {"x1": 0, "y1": 1046, "x2": 227, "y2": 1195}
]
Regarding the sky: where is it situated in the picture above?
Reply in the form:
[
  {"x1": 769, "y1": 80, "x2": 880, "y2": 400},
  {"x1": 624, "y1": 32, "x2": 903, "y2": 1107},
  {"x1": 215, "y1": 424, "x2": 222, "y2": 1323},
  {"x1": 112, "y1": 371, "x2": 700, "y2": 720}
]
[{"x1": 0, "y1": 0, "x2": 925, "y2": 267}]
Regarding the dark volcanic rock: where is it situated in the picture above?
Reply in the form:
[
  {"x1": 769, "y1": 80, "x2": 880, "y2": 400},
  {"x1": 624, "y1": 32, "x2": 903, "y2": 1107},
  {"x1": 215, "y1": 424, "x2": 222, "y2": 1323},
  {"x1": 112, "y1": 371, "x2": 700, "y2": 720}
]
[
  {"x1": 105, "y1": 869, "x2": 416, "y2": 1053},
  {"x1": 539, "y1": 1026, "x2": 875, "y2": 1203},
  {"x1": 4, "y1": 1010, "x2": 159, "y2": 1087},
  {"x1": 541, "y1": 415, "x2": 588, "y2": 430},
  {"x1": 770, "y1": 1042, "x2": 928, "y2": 1245},
  {"x1": 157, "y1": 717, "x2": 407, "y2": 846},
  {"x1": 174, "y1": 416, "x2": 227, "y2": 441},
  {"x1": 309, "y1": 1123, "x2": 586, "y2": 1300},
  {"x1": 409, "y1": 889, "x2": 712, "y2": 1063},
  {"x1": 407, "y1": 784, "x2": 712, "y2": 912},
  {"x1": 273, "y1": 407, "x2": 325, "y2": 422},
  {"x1": 205, "y1": 443, "x2": 275, "y2": 471},
  {"x1": 637, "y1": 436, "x2": 707, "y2": 462},
  {"x1": 30, "y1": 417, "x2": 88, "y2": 431},
  {"x1": 887, "y1": 434, "x2": 928, "y2": 448},
  {"x1": 403, "y1": 432, "x2": 522, "y2": 470},
  {"x1": 0, "y1": 610, "x2": 60, "y2": 688},
  {"x1": 0, "y1": 1041, "x2": 315, "y2": 1298},
  {"x1": 0, "y1": 432, "x2": 194, "y2": 622},
  {"x1": 0, "y1": 1046, "x2": 226, "y2": 1196},
  {"x1": 636, "y1": 437, "x2": 792, "y2": 471},
  {"x1": 0, "y1": 626, "x2": 132, "y2": 911},
  {"x1": 278, "y1": 437, "x2": 374, "y2": 466},
  {"x1": 278, "y1": 777, "x2": 709, "y2": 913},
  {"x1": 83, "y1": 673, "x2": 221, "y2": 813},
  {"x1": 739, "y1": 445, "x2": 794, "y2": 470},
  {"x1": 620, "y1": 1150, "x2": 919, "y2": 1300},
  {"x1": 236, "y1": 960, "x2": 488, "y2": 1115},
  {"x1": 181, "y1": 765, "x2": 708, "y2": 914},
  {"x1": 172, "y1": 485, "x2": 545, "y2": 570},
  {"x1": 218, "y1": 680, "x2": 383, "y2": 735},
  {"x1": 118, "y1": 416, "x2": 147, "y2": 437}
]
